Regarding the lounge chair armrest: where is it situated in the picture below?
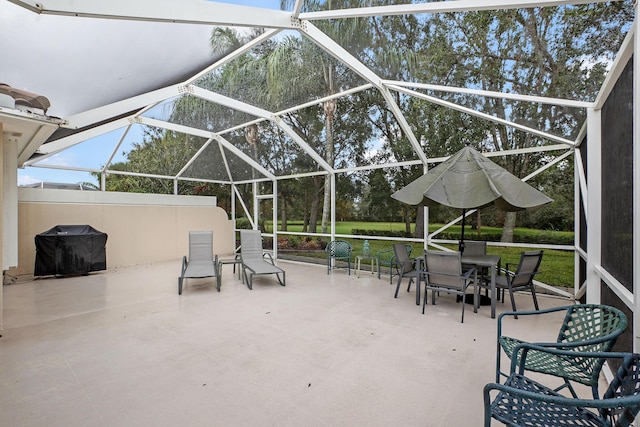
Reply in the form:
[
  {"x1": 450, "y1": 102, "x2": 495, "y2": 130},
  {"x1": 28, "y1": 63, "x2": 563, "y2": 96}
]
[{"x1": 263, "y1": 252, "x2": 276, "y2": 265}]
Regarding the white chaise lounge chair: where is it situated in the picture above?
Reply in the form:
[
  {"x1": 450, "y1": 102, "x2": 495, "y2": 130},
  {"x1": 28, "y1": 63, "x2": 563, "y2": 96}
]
[
  {"x1": 178, "y1": 231, "x2": 220, "y2": 294},
  {"x1": 240, "y1": 229, "x2": 285, "y2": 290}
]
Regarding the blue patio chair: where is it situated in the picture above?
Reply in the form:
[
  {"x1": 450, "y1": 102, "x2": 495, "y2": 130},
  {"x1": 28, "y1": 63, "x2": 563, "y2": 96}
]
[
  {"x1": 326, "y1": 240, "x2": 352, "y2": 275},
  {"x1": 484, "y1": 345, "x2": 640, "y2": 427},
  {"x1": 496, "y1": 304, "x2": 628, "y2": 398}
]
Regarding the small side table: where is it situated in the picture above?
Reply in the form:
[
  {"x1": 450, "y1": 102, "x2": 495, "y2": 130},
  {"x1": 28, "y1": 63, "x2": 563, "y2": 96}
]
[
  {"x1": 355, "y1": 255, "x2": 378, "y2": 278},
  {"x1": 218, "y1": 255, "x2": 243, "y2": 282}
]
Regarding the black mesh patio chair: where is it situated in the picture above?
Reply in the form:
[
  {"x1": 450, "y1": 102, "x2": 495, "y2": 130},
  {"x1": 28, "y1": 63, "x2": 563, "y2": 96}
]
[
  {"x1": 462, "y1": 240, "x2": 486, "y2": 256},
  {"x1": 240, "y1": 229, "x2": 285, "y2": 290},
  {"x1": 484, "y1": 345, "x2": 640, "y2": 427},
  {"x1": 325, "y1": 240, "x2": 352, "y2": 275},
  {"x1": 422, "y1": 250, "x2": 477, "y2": 323},
  {"x1": 392, "y1": 243, "x2": 421, "y2": 301},
  {"x1": 461, "y1": 240, "x2": 490, "y2": 291},
  {"x1": 377, "y1": 244, "x2": 412, "y2": 284},
  {"x1": 178, "y1": 231, "x2": 220, "y2": 294},
  {"x1": 496, "y1": 304, "x2": 628, "y2": 398},
  {"x1": 489, "y1": 250, "x2": 543, "y2": 316}
]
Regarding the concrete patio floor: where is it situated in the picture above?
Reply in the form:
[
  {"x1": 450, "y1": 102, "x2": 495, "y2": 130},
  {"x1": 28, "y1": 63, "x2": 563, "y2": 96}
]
[{"x1": 1, "y1": 258, "x2": 573, "y2": 426}]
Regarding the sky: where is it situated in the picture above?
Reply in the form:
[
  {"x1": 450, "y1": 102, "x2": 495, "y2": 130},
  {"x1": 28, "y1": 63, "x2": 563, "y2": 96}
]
[{"x1": 1, "y1": 0, "x2": 280, "y2": 186}]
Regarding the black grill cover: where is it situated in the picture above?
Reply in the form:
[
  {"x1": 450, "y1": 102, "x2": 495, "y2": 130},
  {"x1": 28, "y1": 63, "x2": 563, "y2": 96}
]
[{"x1": 34, "y1": 225, "x2": 108, "y2": 276}]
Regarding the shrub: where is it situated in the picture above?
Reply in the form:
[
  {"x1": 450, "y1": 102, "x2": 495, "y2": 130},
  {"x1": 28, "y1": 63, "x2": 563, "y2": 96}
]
[{"x1": 351, "y1": 229, "x2": 412, "y2": 238}]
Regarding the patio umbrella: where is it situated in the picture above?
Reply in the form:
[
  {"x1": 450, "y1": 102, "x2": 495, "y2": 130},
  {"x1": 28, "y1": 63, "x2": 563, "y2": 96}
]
[{"x1": 391, "y1": 144, "x2": 552, "y2": 252}]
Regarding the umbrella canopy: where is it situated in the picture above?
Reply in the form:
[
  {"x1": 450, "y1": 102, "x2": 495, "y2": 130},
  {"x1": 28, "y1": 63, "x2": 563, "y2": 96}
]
[
  {"x1": 391, "y1": 145, "x2": 552, "y2": 211},
  {"x1": 391, "y1": 145, "x2": 552, "y2": 252}
]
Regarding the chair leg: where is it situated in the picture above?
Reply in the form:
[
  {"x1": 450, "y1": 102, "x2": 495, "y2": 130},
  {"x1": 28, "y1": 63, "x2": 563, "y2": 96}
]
[
  {"x1": 422, "y1": 284, "x2": 427, "y2": 314},
  {"x1": 394, "y1": 276, "x2": 403, "y2": 298},
  {"x1": 507, "y1": 286, "x2": 518, "y2": 319},
  {"x1": 178, "y1": 277, "x2": 183, "y2": 295},
  {"x1": 472, "y1": 282, "x2": 478, "y2": 314},
  {"x1": 242, "y1": 267, "x2": 251, "y2": 290},
  {"x1": 406, "y1": 278, "x2": 413, "y2": 292},
  {"x1": 277, "y1": 272, "x2": 285, "y2": 286},
  {"x1": 495, "y1": 344, "x2": 502, "y2": 383},
  {"x1": 530, "y1": 285, "x2": 540, "y2": 310}
]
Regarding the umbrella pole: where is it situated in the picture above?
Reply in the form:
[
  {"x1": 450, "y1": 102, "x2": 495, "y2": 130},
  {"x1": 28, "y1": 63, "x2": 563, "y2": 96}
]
[{"x1": 459, "y1": 209, "x2": 466, "y2": 253}]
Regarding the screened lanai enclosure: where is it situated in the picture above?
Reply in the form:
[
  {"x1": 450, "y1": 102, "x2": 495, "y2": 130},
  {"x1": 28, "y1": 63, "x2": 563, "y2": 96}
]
[{"x1": 0, "y1": 0, "x2": 638, "y2": 351}]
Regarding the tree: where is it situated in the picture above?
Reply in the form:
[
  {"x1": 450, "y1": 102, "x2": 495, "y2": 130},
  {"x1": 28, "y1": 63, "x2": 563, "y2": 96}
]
[
  {"x1": 99, "y1": 127, "x2": 210, "y2": 195},
  {"x1": 408, "y1": 4, "x2": 632, "y2": 240},
  {"x1": 279, "y1": 0, "x2": 378, "y2": 233},
  {"x1": 361, "y1": 168, "x2": 395, "y2": 221}
]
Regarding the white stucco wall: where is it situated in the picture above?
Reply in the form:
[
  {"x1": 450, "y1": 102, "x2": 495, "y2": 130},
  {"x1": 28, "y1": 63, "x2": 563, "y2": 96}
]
[{"x1": 8, "y1": 188, "x2": 235, "y2": 276}]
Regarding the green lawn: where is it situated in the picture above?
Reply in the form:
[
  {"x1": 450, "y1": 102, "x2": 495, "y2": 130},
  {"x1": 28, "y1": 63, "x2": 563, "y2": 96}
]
[{"x1": 264, "y1": 220, "x2": 575, "y2": 289}]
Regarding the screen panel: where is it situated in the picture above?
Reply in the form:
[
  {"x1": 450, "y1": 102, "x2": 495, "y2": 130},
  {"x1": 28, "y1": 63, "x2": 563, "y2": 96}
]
[{"x1": 600, "y1": 58, "x2": 633, "y2": 293}]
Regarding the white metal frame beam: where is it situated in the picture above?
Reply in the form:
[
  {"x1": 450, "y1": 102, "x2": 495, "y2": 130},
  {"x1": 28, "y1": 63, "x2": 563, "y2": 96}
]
[
  {"x1": 189, "y1": 85, "x2": 334, "y2": 172},
  {"x1": 634, "y1": 9, "x2": 639, "y2": 352},
  {"x1": 299, "y1": 22, "x2": 428, "y2": 165},
  {"x1": 136, "y1": 116, "x2": 276, "y2": 181},
  {"x1": 385, "y1": 80, "x2": 593, "y2": 109},
  {"x1": 7, "y1": 0, "x2": 293, "y2": 28},
  {"x1": 64, "y1": 85, "x2": 182, "y2": 130},
  {"x1": 585, "y1": 107, "x2": 602, "y2": 304},
  {"x1": 186, "y1": 28, "x2": 283, "y2": 85},
  {"x1": 299, "y1": 0, "x2": 615, "y2": 20},
  {"x1": 25, "y1": 117, "x2": 132, "y2": 163},
  {"x1": 390, "y1": 85, "x2": 576, "y2": 147}
]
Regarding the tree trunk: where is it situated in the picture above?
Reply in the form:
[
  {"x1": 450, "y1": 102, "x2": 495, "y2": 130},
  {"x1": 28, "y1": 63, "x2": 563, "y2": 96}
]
[
  {"x1": 309, "y1": 176, "x2": 323, "y2": 233},
  {"x1": 501, "y1": 211, "x2": 517, "y2": 243},
  {"x1": 321, "y1": 96, "x2": 337, "y2": 234},
  {"x1": 321, "y1": 173, "x2": 331, "y2": 233},
  {"x1": 302, "y1": 186, "x2": 309, "y2": 233},
  {"x1": 414, "y1": 206, "x2": 424, "y2": 239},
  {"x1": 280, "y1": 194, "x2": 287, "y2": 231},
  {"x1": 245, "y1": 124, "x2": 259, "y2": 179}
]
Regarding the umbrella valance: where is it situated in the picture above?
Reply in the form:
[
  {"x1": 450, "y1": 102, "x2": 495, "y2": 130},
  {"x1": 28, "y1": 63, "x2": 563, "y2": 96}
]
[{"x1": 391, "y1": 145, "x2": 552, "y2": 212}]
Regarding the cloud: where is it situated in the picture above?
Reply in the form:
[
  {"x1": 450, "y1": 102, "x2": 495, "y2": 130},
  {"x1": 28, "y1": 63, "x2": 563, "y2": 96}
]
[
  {"x1": 0, "y1": 2, "x2": 215, "y2": 117},
  {"x1": 17, "y1": 174, "x2": 42, "y2": 186}
]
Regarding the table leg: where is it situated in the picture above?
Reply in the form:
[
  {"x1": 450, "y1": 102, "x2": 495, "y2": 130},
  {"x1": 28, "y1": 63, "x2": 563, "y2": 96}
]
[
  {"x1": 491, "y1": 264, "x2": 496, "y2": 318},
  {"x1": 415, "y1": 258, "x2": 421, "y2": 306}
]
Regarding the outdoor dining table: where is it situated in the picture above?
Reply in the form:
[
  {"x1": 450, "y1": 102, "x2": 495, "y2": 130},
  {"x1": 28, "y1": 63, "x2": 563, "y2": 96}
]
[{"x1": 415, "y1": 253, "x2": 502, "y2": 319}]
